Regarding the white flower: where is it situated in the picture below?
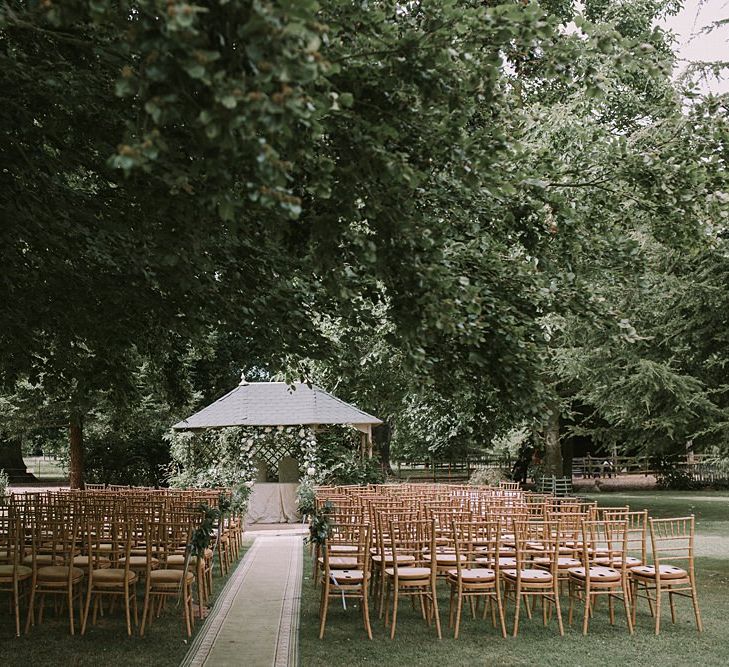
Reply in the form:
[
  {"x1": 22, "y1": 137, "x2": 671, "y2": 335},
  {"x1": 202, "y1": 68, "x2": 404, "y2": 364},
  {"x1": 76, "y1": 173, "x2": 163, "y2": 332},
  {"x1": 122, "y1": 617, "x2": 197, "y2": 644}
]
[
  {"x1": 265, "y1": 427, "x2": 272, "y2": 433},
  {"x1": 306, "y1": 466, "x2": 316, "y2": 476}
]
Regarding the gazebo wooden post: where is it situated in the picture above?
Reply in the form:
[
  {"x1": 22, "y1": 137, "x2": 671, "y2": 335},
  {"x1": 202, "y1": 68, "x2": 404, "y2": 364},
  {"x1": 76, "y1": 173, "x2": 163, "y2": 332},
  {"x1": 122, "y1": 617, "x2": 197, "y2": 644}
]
[{"x1": 358, "y1": 425, "x2": 373, "y2": 460}]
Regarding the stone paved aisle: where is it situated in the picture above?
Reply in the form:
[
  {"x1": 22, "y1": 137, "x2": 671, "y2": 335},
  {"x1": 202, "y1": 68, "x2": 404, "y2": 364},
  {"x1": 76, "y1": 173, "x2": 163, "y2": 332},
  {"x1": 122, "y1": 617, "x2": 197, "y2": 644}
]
[{"x1": 181, "y1": 532, "x2": 305, "y2": 667}]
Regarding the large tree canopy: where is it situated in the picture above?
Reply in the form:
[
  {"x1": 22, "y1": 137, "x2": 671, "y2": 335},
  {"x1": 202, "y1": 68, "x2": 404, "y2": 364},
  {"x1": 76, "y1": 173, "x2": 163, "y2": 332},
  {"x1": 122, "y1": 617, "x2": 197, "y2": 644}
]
[{"x1": 1, "y1": 0, "x2": 727, "y2": 484}]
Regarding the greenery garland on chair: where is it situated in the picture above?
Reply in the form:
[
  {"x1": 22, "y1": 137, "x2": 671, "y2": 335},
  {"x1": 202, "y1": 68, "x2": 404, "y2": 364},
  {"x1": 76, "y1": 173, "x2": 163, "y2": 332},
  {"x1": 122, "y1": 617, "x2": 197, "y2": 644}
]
[{"x1": 307, "y1": 501, "x2": 333, "y2": 546}]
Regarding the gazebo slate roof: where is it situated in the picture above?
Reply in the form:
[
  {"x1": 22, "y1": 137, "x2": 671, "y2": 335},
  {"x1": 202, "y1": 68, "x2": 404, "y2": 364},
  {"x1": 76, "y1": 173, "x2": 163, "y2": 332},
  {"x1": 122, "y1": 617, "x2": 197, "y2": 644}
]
[{"x1": 172, "y1": 381, "x2": 382, "y2": 430}]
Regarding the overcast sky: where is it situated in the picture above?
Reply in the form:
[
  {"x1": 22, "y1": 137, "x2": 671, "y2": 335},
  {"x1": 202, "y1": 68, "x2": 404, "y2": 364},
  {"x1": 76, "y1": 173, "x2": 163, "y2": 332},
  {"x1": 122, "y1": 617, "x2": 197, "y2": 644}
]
[{"x1": 660, "y1": 0, "x2": 729, "y2": 93}]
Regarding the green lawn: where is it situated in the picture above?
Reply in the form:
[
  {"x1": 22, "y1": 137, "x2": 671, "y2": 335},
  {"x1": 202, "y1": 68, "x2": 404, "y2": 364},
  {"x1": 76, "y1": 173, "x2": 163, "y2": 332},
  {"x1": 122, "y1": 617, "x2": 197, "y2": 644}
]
[
  {"x1": 0, "y1": 551, "x2": 244, "y2": 667},
  {"x1": 300, "y1": 492, "x2": 729, "y2": 667}
]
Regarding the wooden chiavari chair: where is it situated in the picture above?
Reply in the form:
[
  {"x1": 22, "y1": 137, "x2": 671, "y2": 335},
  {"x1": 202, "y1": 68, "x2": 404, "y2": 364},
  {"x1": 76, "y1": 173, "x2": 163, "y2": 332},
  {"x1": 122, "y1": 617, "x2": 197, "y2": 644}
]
[
  {"x1": 448, "y1": 519, "x2": 506, "y2": 638},
  {"x1": 140, "y1": 521, "x2": 195, "y2": 637},
  {"x1": 629, "y1": 516, "x2": 702, "y2": 635},
  {"x1": 567, "y1": 519, "x2": 633, "y2": 635},
  {"x1": 501, "y1": 520, "x2": 564, "y2": 637},
  {"x1": 372, "y1": 508, "x2": 419, "y2": 617},
  {"x1": 81, "y1": 519, "x2": 138, "y2": 636},
  {"x1": 384, "y1": 518, "x2": 441, "y2": 640},
  {"x1": 318, "y1": 522, "x2": 373, "y2": 639},
  {"x1": 26, "y1": 514, "x2": 85, "y2": 635},
  {"x1": 0, "y1": 514, "x2": 33, "y2": 636}
]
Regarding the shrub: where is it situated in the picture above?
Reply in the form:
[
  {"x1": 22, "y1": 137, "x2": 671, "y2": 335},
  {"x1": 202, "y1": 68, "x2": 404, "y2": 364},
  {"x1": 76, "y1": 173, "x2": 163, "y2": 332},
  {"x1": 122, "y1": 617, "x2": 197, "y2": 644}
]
[
  {"x1": 320, "y1": 450, "x2": 385, "y2": 486},
  {"x1": 653, "y1": 457, "x2": 698, "y2": 491},
  {"x1": 0, "y1": 469, "x2": 8, "y2": 501},
  {"x1": 469, "y1": 466, "x2": 506, "y2": 487}
]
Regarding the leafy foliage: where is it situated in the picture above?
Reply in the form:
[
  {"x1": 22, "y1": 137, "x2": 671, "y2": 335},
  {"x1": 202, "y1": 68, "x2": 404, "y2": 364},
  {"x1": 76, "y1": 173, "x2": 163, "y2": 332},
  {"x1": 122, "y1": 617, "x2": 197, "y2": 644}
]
[
  {"x1": 321, "y1": 450, "x2": 385, "y2": 486},
  {"x1": 296, "y1": 478, "x2": 317, "y2": 517},
  {"x1": 1, "y1": 0, "x2": 728, "y2": 484},
  {"x1": 469, "y1": 466, "x2": 507, "y2": 487},
  {"x1": 0, "y1": 468, "x2": 8, "y2": 500},
  {"x1": 307, "y1": 500, "x2": 333, "y2": 547}
]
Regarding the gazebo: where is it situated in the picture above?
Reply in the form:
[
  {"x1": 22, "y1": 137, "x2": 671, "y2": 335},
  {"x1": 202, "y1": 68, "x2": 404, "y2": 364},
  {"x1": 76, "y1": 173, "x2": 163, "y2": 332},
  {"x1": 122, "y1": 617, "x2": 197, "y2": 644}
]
[{"x1": 172, "y1": 379, "x2": 382, "y2": 522}]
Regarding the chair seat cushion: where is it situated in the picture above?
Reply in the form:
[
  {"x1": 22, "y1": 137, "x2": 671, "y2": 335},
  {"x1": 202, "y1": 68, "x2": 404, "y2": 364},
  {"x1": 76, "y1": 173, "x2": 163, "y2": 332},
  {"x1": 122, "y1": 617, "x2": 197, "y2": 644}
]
[
  {"x1": 630, "y1": 564, "x2": 687, "y2": 580},
  {"x1": 23, "y1": 554, "x2": 60, "y2": 566},
  {"x1": 329, "y1": 569, "x2": 365, "y2": 584},
  {"x1": 92, "y1": 568, "x2": 138, "y2": 584},
  {"x1": 37, "y1": 565, "x2": 85, "y2": 583},
  {"x1": 594, "y1": 556, "x2": 641, "y2": 567},
  {"x1": 502, "y1": 568, "x2": 553, "y2": 583},
  {"x1": 423, "y1": 553, "x2": 465, "y2": 564},
  {"x1": 477, "y1": 556, "x2": 517, "y2": 568},
  {"x1": 119, "y1": 556, "x2": 159, "y2": 568},
  {"x1": 318, "y1": 556, "x2": 359, "y2": 569},
  {"x1": 73, "y1": 555, "x2": 111, "y2": 569},
  {"x1": 149, "y1": 568, "x2": 195, "y2": 584},
  {"x1": 0, "y1": 564, "x2": 32, "y2": 579},
  {"x1": 372, "y1": 554, "x2": 415, "y2": 565},
  {"x1": 534, "y1": 557, "x2": 581, "y2": 569},
  {"x1": 384, "y1": 567, "x2": 431, "y2": 579},
  {"x1": 567, "y1": 566, "x2": 621, "y2": 582},
  {"x1": 447, "y1": 567, "x2": 496, "y2": 583}
]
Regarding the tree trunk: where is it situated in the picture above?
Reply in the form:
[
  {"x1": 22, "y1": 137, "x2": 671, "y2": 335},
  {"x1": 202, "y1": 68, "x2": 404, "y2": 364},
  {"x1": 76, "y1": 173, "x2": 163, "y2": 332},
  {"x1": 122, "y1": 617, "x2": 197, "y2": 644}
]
[
  {"x1": 0, "y1": 437, "x2": 36, "y2": 482},
  {"x1": 373, "y1": 421, "x2": 394, "y2": 476},
  {"x1": 543, "y1": 406, "x2": 562, "y2": 477},
  {"x1": 561, "y1": 438, "x2": 573, "y2": 480},
  {"x1": 69, "y1": 414, "x2": 84, "y2": 489}
]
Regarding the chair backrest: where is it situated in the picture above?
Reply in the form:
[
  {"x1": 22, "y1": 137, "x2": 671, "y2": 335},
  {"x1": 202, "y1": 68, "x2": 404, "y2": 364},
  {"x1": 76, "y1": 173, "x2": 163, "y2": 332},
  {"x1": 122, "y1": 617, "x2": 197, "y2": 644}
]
[
  {"x1": 606, "y1": 509, "x2": 647, "y2": 565},
  {"x1": 580, "y1": 519, "x2": 629, "y2": 577},
  {"x1": 158, "y1": 520, "x2": 193, "y2": 568},
  {"x1": 649, "y1": 516, "x2": 695, "y2": 577},
  {"x1": 389, "y1": 518, "x2": 436, "y2": 575},
  {"x1": 322, "y1": 522, "x2": 371, "y2": 580},
  {"x1": 513, "y1": 520, "x2": 559, "y2": 575},
  {"x1": 427, "y1": 508, "x2": 472, "y2": 540},
  {"x1": 499, "y1": 481, "x2": 520, "y2": 491},
  {"x1": 0, "y1": 514, "x2": 22, "y2": 567},
  {"x1": 590, "y1": 505, "x2": 630, "y2": 521},
  {"x1": 452, "y1": 519, "x2": 500, "y2": 575}
]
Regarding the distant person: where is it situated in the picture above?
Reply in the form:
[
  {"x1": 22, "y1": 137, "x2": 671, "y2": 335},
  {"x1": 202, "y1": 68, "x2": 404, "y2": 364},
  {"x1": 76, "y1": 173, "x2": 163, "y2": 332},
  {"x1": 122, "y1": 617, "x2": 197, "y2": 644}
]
[{"x1": 512, "y1": 445, "x2": 533, "y2": 484}]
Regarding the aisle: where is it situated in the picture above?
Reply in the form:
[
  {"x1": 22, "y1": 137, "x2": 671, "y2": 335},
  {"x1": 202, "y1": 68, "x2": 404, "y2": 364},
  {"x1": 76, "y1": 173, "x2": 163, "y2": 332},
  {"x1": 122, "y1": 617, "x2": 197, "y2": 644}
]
[{"x1": 182, "y1": 533, "x2": 305, "y2": 667}]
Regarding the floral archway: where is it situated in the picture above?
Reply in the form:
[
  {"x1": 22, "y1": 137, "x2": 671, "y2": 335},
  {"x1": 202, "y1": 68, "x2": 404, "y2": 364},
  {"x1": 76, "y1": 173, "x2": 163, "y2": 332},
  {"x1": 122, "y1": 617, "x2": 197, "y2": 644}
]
[{"x1": 168, "y1": 424, "x2": 322, "y2": 491}]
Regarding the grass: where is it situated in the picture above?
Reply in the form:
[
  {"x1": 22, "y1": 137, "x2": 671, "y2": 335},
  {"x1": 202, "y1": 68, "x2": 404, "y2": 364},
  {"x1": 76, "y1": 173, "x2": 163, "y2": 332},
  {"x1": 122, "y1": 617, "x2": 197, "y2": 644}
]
[
  {"x1": 300, "y1": 492, "x2": 729, "y2": 667},
  {"x1": 0, "y1": 551, "x2": 244, "y2": 667}
]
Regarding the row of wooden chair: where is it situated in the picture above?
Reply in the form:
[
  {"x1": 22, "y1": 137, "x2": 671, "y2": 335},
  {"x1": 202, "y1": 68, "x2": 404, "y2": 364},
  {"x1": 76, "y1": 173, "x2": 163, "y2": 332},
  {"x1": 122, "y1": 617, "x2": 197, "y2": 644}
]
[
  {"x1": 313, "y1": 484, "x2": 702, "y2": 640},
  {"x1": 0, "y1": 488, "x2": 243, "y2": 638}
]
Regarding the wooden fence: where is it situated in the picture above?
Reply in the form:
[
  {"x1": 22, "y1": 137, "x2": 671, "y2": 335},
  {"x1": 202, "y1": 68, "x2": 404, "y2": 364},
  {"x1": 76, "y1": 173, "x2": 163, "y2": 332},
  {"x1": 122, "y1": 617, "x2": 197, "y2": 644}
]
[
  {"x1": 392, "y1": 457, "x2": 508, "y2": 482},
  {"x1": 393, "y1": 453, "x2": 729, "y2": 484}
]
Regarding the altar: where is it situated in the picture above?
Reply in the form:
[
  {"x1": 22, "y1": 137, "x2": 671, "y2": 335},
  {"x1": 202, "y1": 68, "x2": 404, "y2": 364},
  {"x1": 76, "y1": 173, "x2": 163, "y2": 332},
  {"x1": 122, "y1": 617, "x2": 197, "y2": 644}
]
[{"x1": 245, "y1": 482, "x2": 299, "y2": 524}]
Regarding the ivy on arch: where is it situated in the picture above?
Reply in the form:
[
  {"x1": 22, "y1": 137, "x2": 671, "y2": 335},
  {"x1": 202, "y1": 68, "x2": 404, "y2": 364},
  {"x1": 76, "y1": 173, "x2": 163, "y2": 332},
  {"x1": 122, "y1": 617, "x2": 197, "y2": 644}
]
[{"x1": 167, "y1": 424, "x2": 322, "y2": 489}]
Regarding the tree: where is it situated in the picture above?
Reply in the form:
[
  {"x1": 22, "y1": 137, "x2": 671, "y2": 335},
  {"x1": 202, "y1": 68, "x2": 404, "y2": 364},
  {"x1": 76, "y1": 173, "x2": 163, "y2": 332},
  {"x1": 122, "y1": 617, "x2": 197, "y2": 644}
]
[{"x1": 2, "y1": 0, "x2": 726, "y2": 488}]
